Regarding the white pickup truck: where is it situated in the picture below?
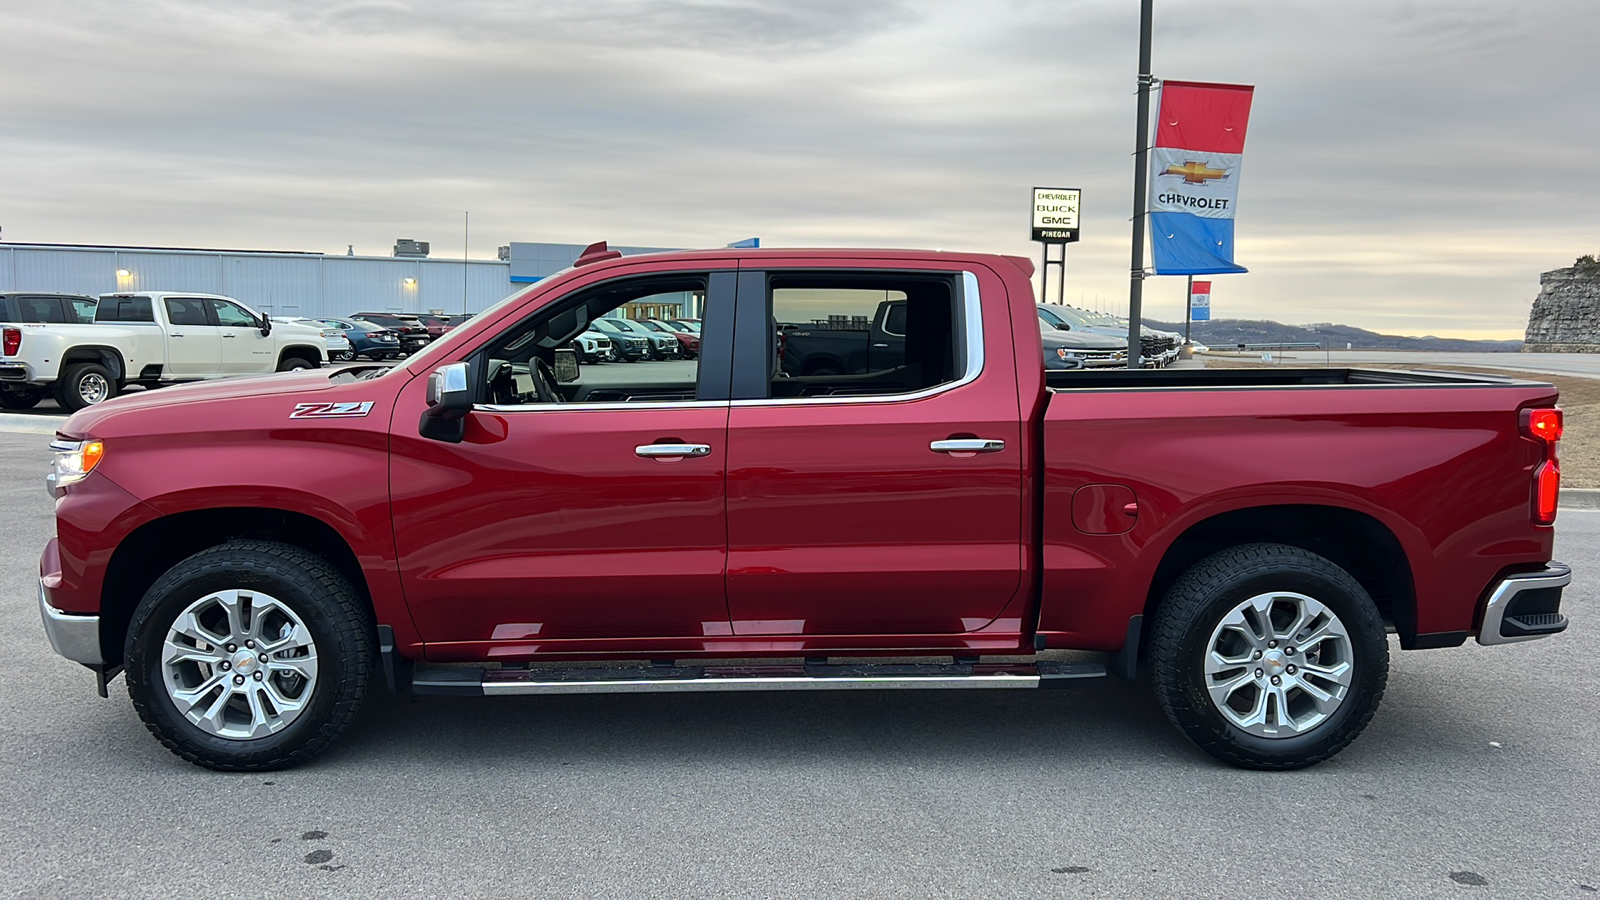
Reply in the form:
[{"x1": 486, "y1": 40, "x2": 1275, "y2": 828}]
[{"x1": 0, "y1": 291, "x2": 327, "y2": 411}]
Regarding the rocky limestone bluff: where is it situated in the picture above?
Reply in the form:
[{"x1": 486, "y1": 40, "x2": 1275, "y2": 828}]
[{"x1": 1524, "y1": 257, "x2": 1600, "y2": 352}]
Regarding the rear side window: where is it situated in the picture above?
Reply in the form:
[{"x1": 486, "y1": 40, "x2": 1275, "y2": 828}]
[
  {"x1": 164, "y1": 297, "x2": 211, "y2": 326},
  {"x1": 11, "y1": 296, "x2": 71, "y2": 323},
  {"x1": 97, "y1": 296, "x2": 155, "y2": 322},
  {"x1": 766, "y1": 273, "x2": 959, "y2": 399}
]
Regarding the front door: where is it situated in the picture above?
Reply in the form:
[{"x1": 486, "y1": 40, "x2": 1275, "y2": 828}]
[
  {"x1": 724, "y1": 266, "x2": 1026, "y2": 637},
  {"x1": 161, "y1": 297, "x2": 222, "y2": 377},
  {"x1": 390, "y1": 268, "x2": 738, "y2": 657},
  {"x1": 207, "y1": 297, "x2": 275, "y2": 374}
]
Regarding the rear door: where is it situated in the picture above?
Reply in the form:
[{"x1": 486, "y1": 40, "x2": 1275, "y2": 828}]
[
  {"x1": 161, "y1": 297, "x2": 222, "y2": 376},
  {"x1": 723, "y1": 263, "x2": 1026, "y2": 637}
]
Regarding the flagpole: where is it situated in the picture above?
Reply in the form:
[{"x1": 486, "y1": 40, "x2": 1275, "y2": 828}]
[
  {"x1": 1126, "y1": 0, "x2": 1154, "y2": 369},
  {"x1": 1185, "y1": 273, "x2": 1193, "y2": 345}
]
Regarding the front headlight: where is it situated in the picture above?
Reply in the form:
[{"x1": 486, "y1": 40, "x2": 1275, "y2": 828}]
[{"x1": 49, "y1": 439, "x2": 105, "y2": 493}]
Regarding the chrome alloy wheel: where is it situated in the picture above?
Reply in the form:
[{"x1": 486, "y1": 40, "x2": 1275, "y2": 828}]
[
  {"x1": 79, "y1": 372, "x2": 110, "y2": 404},
  {"x1": 160, "y1": 590, "x2": 319, "y2": 739},
  {"x1": 1203, "y1": 592, "x2": 1354, "y2": 738}
]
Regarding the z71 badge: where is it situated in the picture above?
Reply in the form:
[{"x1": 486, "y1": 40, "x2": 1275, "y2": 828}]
[{"x1": 290, "y1": 401, "x2": 374, "y2": 419}]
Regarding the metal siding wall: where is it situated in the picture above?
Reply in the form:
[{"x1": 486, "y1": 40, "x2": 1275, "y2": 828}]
[
  {"x1": 1, "y1": 246, "x2": 512, "y2": 317},
  {"x1": 322, "y1": 258, "x2": 414, "y2": 316},
  {"x1": 223, "y1": 256, "x2": 322, "y2": 316},
  {"x1": 12, "y1": 249, "x2": 120, "y2": 295},
  {"x1": 117, "y1": 253, "x2": 223, "y2": 295}
]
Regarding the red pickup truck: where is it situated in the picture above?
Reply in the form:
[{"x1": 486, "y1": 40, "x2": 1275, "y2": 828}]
[{"x1": 38, "y1": 243, "x2": 1570, "y2": 772}]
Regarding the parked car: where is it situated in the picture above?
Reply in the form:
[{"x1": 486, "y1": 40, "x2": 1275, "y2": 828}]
[
  {"x1": 0, "y1": 293, "x2": 101, "y2": 408},
  {"x1": 350, "y1": 312, "x2": 430, "y2": 355},
  {"x1": 0, "y1": 292, "x2": 98, "y2": 325},
  {"x1": 573, "y1": 329, "x2": 615, "y2": 363},
  {"x1": 1038, "y1": 304, "x2": 1177, "y2": 368},
  {"x1": 38, "y1": 244, "x2": 1569, "y2": 775},
  {"x1": 274, "y1": 317, "x2": 354, "y2": 362},
  {"x1": 588, "y1": 318, "x2": 653, "y2": 361},
  {"x1": 603, "y1": 317, "x2": 678, "y2": 359},
  {"x1": 0, "y1": 291, "x2": 325, "y2": 411},
  {"x1": 664, "y1": 318, "x2": 701, "y2": 333},
  {"x1": 412, "y1": 315, "x2": 450, "y2": 341},
  {"x1": 1040, "y1": 318, "x2": 1128, "y2": 369},
  {"x1": 442, "y1": 314, "x2": 474, "y2": 333},
  {"x1": 316, "y1": 317, "x2": 403, "y2": 360}
]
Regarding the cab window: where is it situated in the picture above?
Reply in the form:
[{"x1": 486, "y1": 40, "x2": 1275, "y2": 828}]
[
  {"x1": 209, "y1": 299, "x2": 257, "y2": 327},
  {"x1": 479, "y1": 275, "x2": 716, "y2": 405}
]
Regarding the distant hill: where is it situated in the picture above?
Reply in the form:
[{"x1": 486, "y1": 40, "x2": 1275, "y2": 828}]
[{"x1": 1143, "y1": 318, "x2": 1523, "y2": 353}]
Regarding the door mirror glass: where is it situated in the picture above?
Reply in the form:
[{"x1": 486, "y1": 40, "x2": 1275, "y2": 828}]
[
  {"x1": 260, "y1": 313, "x2": 272, "y2": 336},
  {"x1": 552, "y1": 348, "x2": 580, "y2": 383}
]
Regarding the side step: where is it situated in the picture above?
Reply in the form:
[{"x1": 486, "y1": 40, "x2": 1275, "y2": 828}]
[{"x1": 412, "y1": 660, "x2": 1106, "y2": 697}]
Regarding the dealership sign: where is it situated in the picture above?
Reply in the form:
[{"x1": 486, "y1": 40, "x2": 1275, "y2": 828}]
[
  {"x1": 1031, "y1": 187, "x2": 1081, "y2": 243},
  {"x1": 1190, "y1": 280, "x2": 1211, "y2": 321}
]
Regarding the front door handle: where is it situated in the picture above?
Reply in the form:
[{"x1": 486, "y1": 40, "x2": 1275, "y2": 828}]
[
  {"x1": 930, "y1": 438, "x2": 1005, "y2": 454},
  {"x1": 635, "y1": 443, "x2": 712, "y2": 459},
  {"x1": 169, "y1": 333, "x2": 184, "y2": 338},
  {"x1": 222, "y1": 333, "x2": 237, "y2": 339}
]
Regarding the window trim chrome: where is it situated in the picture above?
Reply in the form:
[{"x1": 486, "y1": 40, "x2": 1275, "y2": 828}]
[
  {"x1": 730, "y1": 270, "x2": 984, "y2": 408},
  {"x1": 476, "y1": 270, "x2": 983, "y2": 413}
]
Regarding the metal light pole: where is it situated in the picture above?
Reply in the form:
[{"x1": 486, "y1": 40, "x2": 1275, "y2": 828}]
[
  {"x1": 1126, "y1": 0, "x2": 1154, "y2": 369},
  {"x1": 1184, "y1": 273, "x2": 1193, "y2": 345}
]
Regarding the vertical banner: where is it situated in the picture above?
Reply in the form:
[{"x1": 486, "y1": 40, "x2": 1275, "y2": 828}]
[
  {"x1": 1149, "y1": 81, "x2": 1254, "y2": 275},
  {"x1": 1189, "y1": 280, "x2": 1211, "y2": 321}
]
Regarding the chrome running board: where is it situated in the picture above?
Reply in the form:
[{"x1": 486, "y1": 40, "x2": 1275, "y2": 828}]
[{"x1": 411, "y1": 660, "x2": 1106, "y2": 697}]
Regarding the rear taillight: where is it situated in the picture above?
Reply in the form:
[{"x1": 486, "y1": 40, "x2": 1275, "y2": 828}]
[
  {"x1": 2, "y1": 327, "x2": 19, "y2": 356},
  {"x1": 1524, "y1": 407, "x2": 1562, "y2": 525}
]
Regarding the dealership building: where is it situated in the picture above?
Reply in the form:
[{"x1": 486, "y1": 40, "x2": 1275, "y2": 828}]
[{"x1": 0, "y1": 238, "x2": 708, "y2": 320}]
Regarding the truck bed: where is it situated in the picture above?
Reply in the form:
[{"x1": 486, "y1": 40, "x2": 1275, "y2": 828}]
[{"x1": 1046, "y1": 366, "x2": 1546, "y2": 390}]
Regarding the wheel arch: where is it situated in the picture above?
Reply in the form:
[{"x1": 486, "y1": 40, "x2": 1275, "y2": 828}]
[
  {"x1": 98, "y1": 507, "x2": 372, "y2": 666},
  {"x1": 61, "y1": 345, "x2": 127, "y2": 382},
  {"x1": 1141, "y1": 504, "x2": 1417, "y2": 651},
  {"x1": 276, "y1": 344, "x2": 323, "y2": 368}
]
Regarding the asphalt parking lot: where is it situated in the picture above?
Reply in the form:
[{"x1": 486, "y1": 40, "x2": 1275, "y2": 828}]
[{"x1": 2, "y1": 430, "x2": 1596, "y2": 899}]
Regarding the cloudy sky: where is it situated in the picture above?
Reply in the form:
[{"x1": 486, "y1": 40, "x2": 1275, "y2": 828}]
[{"x1": 3, "y1": 0, "x2": 1595, "y2": 338}]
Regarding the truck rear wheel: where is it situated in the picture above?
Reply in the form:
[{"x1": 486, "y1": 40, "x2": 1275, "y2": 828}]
[
  {"x1": 124, "y1": 541, "x2": 375, "y2": 771},
  {"x1": 1149, "y1": 543, "x2": 1388, "y2": 770},
  {"x1": 54, "y1": 363, "x2": 117, "y2": 412}
]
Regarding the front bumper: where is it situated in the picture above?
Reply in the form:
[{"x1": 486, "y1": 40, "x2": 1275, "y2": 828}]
[
  {"x1": 1478, "y1": 563, "x2": 1571, "y2": 645},
  {"x1": 39, "y1": 579, "x2": 103, "y2": 665}
]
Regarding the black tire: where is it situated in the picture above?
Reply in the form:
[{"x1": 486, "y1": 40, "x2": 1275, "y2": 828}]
[
  {"x1": 53, "y1": 363, "x2": 118, "y2": 412},
  {"x1": 124, "y1": 540, "x2": 376, "y2": 771},
  {"x1": 1149, "y1": 543, "x2": 1388, "y2": 770},
  {"x1": 277, "y1": 356, "x2": 316, "y2": 372},
  {"x1": 332, "y1": 350, "x2": 355, "y2": 362},
  {"x1": 0, "y1": 389, "x2": 43, "y2": 409}
]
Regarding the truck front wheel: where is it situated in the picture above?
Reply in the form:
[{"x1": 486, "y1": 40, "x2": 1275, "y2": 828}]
[
  {"x1": 1149, "y1": 543, "x2": 1389, "y2": 770},
  {"x1": 54, "y1": 363, "x2": 118, "y2": 412},
  {"x1": 124, "y1": 541, "x2": 375, "y2": 771}
]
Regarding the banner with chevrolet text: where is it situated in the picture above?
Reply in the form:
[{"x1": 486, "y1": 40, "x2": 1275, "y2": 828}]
[{"x1": 1149, "y1": 80, "x2": 1254, "y2": 275}]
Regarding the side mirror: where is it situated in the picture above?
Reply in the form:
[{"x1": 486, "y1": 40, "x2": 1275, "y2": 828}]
[
  {"x1": 419, "y1": 362, "x2": 471, "y2": 443},
  {"x1": 260, "y1": 313, "x2": 272, "y2": 337},
  {"x1": 552, "y1": 348, "x2": 580, "y2": 383}
]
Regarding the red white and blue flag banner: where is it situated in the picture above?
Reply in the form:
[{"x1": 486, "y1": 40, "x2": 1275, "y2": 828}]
[
  {"x1": 1189, "y1": 280, "x2": 1211, "y2": 321},
  {"x1": 1149, "y1": 80, "x2": 1254, "y2": 275}
]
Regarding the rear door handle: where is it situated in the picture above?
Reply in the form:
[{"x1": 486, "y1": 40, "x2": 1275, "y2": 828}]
[
  {"x1": 930, "y1": 439, "x2": 1005, "y2": 454},
  {"x1": 635, "y1": 443, "x2": 712, "y2": 459}
]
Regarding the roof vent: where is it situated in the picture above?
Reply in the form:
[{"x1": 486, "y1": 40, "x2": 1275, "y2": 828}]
[
  {"x1": 574, "y1": 241, "x2": 623, "y2": 267},
  {"x1": 393, "y1": 239, "x2": 430, "y2": 258}
]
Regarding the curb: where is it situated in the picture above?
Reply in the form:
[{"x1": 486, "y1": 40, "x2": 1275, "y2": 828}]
[
  {"x1": 0, "y1": 414, "x2": 60, "y2": 436},
  {"x1": 1560, "y1": 488, "x2": 1600, "y2": 510}
]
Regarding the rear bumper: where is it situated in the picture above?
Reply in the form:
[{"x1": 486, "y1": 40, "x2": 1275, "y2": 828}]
[
  {"x1": 39, "y1": 578, "x2": 102, "y2": 665},
  {"x1": 0, "y1": 361, "x2": 38, "y2": 382},
  {"x1": 1477, "y1": 563, "x2": 1571, "y2": 646}
]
